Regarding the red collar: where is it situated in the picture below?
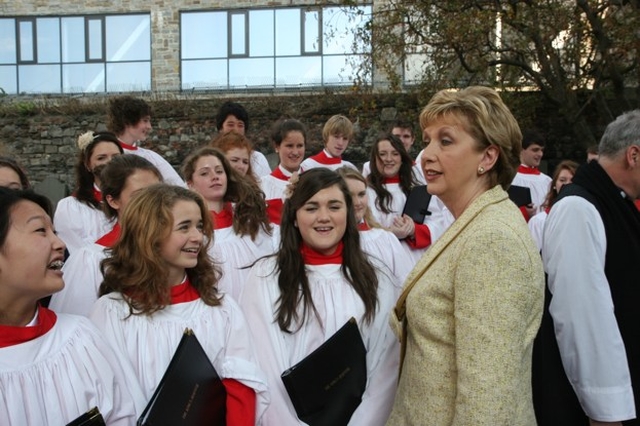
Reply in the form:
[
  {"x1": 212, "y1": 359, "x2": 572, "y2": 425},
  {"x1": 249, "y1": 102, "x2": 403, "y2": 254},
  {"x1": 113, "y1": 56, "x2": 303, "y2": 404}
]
[
  {"x1": 0, "y1": 305, "x2": 57, "y2": 348},
  {"x1": 211, "y1": 203, "x2": 233, "y2": 229},
  {"x1": 95, "y1": 223, "x2": 121, "y2": 247},
  {"x1": 311, "y1": 150, "x2": 342, "y2": 165},
  {"x1": 383, "y1": 176, "x2": 400, "y2": 184},
  {"x1": 357, "y1": 221, "x2": 371, "y2": 231},
  {"x1": 170, "y1": 276, "x2": 200, "y2": 304},
  {"x1": 271, "y1": 166, "x2": 294, "y2": 181},
  {"x1": 93, "y1": 184, "x2": 103, "y2": 202},
  {"x1": 518, "y1": 164, "x2": 541, "y2": 175},
  {"x1": 300, "y1": 241, "x2": 344, "y2": 265},
  {"x1": 119, "y1": 140, "x2": 138, "y2": 151}
]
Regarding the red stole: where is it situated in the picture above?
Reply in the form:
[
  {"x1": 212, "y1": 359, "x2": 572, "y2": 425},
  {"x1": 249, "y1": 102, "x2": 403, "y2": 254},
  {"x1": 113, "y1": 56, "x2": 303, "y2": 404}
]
[
  {"x1": 119, "y1": 140, "x2": 138, "y2": 151},
  {"x1": 211, "y1": 204, "x2": 233, "y2": 230},
  {"x1": 357, "y1": 221, "x2": 371, "y2": 231},
  {"x1": 300, "y1": 241, "x2": 344, "y2": 265},
  {"x1": 383, "y1": 176, "x2": 401, "y2": 184},
  {"x1": 95, "y1": 223, "x2": 121, "y2": 247},
  {"x1": 518, "y1": 164, "x2": 541, "y2": 175},
  {"x1": 310, "y1": 150, "x2": 341, "y2": 165},
  {"x1": 266, "y1": 199, "x2": 284, "y2": 225},
  {"x1": 170, "y1": 277, "x2": 200, "y2": 304},
  {"x1": 270, "y1": 166, "x2": 293, "y2": 181},
  {"x1": 0, "y1": 305, "x2": 57, "y2": 348},
  {"x1": 93, "y1": 184, "x2": 103, "y2": 202}
]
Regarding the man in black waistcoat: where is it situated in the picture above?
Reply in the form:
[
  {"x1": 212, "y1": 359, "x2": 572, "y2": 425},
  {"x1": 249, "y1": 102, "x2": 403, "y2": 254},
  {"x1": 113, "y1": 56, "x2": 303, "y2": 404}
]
[{"x1": 533, "y1": 110, "x2": 640, "y2": 425}]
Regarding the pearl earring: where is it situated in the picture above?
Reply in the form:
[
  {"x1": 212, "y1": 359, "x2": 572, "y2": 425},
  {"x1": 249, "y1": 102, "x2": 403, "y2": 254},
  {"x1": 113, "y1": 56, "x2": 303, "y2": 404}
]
[{"x1": 478, "y1": 166, "x2": 485, "y2": 174}]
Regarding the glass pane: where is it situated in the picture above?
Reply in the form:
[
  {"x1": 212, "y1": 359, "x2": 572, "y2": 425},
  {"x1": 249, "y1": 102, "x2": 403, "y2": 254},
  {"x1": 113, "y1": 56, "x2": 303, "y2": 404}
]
[
  {"x1": 106, "y1": 62, "x2": 150, "y2": 92},
  {"x1": 323, "y1": 6, "x2": 371, "y2": 55},
  {"x1": 230, "y1": 13, "x2": 246, "y2": 56},
  {"x1": 249, "y1": 10, "x2": 273, "y2": 57},
  {"x1": 0, "y1": 65, "x2": 17, "y2": 94},
  {"x1": 62, "y1": 63, "x2": 104, "y2": 93},
  {"x1": 61, "y1": 17, "x2": 85, "y2": 63},
  {"x1": 323, "y1": 54, "x2": 367, "y2": 85},
  {"x1": 275, "y1": 9, "x2": 300, "y2": 56},
  {"x1": 276, "y1": 56, "x2": 321, "y2": 87},
  {"x1": 105, "y1": 15, "x2": 150, "y2": 61},
  {"x1": 0, "y1": 19, "x2": 17, "y2": 64},
  {"x1": 405, "y1": 53, "x2": 428, "y2": 84},
  {"x1": 303, "y1": 10, "x2": 320, "y2": 54},
  {"x1": 181, "y1": 12, "x2": 227, "y2": 59},
  {"x1": 181, "y1": 59, "x2": 228, "y2": 89},
  {"x1": 19, "y1": 21, "x2": 34, "y2": 62},
  {"x1": 88, "y1": 19, "x2": 103, "y2": 60},
  {"x1": 229, "y1": 57, "x2": 273, "y2": 87},
  {"x1": 37, "y1": 18, "x2": 60, "y2": 63},
  {"x1": 19, "y1": 64, "x2": 60, "y2": 93}
]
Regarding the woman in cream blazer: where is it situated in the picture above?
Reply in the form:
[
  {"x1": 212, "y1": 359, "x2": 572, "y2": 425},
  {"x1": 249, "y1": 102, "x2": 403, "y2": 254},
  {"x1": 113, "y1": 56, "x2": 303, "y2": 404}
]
[{"x1": 387, "y1": 86, "x2": 544, "y2": 425}]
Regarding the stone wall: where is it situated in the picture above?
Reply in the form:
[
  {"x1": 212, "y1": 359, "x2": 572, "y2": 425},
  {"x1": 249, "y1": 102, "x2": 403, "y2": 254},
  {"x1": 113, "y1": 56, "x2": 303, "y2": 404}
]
[{"x1": 0, "y1": 92, "x2": 426, "y2": 190}]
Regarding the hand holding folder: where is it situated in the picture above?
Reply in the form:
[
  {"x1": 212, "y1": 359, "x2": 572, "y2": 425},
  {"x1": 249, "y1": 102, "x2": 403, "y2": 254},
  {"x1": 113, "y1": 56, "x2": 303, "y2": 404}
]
[
  {"x1": 281, "y1": 317, "x2": 367, "y2": 426},
  {"x1": 402, "y1": 185, "x2": 432, "y2": 224},
  {"x1": 137, "y1": 329, "x2": 226, "y2": 426}
]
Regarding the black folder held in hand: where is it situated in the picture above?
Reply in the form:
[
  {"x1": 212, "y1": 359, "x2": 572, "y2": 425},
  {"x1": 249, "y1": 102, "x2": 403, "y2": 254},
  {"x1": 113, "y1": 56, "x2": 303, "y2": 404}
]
[
  {"x1": 402, "y1": 185, "x2": 432, "y2": 224},
  {"x1": 66, "y1": 407, "x2": 105, "y2": 426},
  {"x1": 137, "y1": 329, "x2": 227, "y2": 426},
  {"x1": 507, "y1": 185, "x2": 533, "y2": 207},
  {"x1": 281, "y1": 317, "x2": 367, "y2": 426}
]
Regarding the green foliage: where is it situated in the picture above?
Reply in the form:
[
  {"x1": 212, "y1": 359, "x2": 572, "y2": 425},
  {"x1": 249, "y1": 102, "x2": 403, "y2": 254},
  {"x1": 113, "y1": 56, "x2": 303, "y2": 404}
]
[{"x1": 349, "y1": 0, "x2": 639, "y2": 147}]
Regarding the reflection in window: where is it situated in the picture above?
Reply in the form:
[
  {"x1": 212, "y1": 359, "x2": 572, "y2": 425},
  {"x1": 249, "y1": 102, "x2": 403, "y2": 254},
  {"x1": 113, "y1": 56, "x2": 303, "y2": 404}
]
[
  {"x1": 181, "y1": 5, "x2": 372, "y2": 90},
  {"x1": 181, "y1": 12, "x2": 227, "y2": 59},
  {"x1": 18, "y1": 20, "x2": 35, "y2": 63},
  {"x1": 2, "y1": 13, "x2": 150, "y2": 94}
]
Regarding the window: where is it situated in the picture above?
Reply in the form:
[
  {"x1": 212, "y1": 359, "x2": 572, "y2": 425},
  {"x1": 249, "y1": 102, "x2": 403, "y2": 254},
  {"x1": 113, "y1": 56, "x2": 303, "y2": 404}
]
[
  {"x1": 0, "y1": 13, "x2": 150, "y2": 94},
  {"x1": 180, "y1": 5, "x2": 372, "y2": 91}
]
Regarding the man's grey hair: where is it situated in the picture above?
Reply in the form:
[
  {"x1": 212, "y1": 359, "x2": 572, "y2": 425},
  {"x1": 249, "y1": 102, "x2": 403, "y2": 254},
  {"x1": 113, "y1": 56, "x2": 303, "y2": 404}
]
[{"x1": 599, "y1": 109, "x2": 640, "y2": 158}]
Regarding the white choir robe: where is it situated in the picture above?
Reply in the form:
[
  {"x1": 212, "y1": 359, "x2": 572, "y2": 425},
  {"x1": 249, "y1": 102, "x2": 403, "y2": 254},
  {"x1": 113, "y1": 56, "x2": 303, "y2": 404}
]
[
  {"x1": 252, "y1": 151, "x2": 273, "y2": 177},
  {"x1": 209, "y1": 225, "x2": 280, "y2": 301},
  {"x1": 0, "y1": 314, "x2": 143, "y2": 425},
  {"x1": 88, "y1": 293, "x2": 270, "y2": 421},
  {"x1": 53, "y1": 196, "x2": 114, "y2": 254},
  {"x1": 239, "y1": 257, "x2": 400, "y2": 426},
  {"x1": 49, "y1": 241, "x2": 107, "y2": 317},
  {"x1": 527, "y1": 210, "x2": 547, "y2": 251},
  {"x1": 121, "y1": 145, "x2": 186, "y2": 187},
  {"x1": 511, "y1": 167, "x2": 552, "y2": 215},
  {"x1": 359, "y1": 226, "x2": 414, "y2": 295},
  {"x1": 259, "y1": 167, "x2": 290, "y2": 201},
  {"x1": 299, "y1": 150, "x2": 357, "y2": 172},
  {"x1": 367, "y1": 183, "x2": 454, "y2": 263}
]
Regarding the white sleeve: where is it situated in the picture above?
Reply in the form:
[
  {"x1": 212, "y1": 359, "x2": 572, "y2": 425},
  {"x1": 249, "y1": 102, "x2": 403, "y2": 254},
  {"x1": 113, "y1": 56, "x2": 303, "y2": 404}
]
[
  {"x1": 362, "y1": 161, "x2": 371, "y2": 178},
  {"x1": 251, "y1": 151, "x2": 272, "y2": 177},
  {"x1": 527, "y1": 212, "x2": 546, "y2": 252},
  {"x1": 542, "y1": 196, "x2": 635, "y2": 421}
]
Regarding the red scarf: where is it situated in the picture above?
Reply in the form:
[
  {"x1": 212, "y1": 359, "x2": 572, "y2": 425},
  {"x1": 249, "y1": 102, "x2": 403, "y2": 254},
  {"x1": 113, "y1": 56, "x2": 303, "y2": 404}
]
[
  {"x1": 383, "y1": 176, "x2": 401, "y2": 184},
  {"x1": 93, "y1": 184, "x2": 103, "y2": 202},
  {"x1": 95, "y1": 223, "x2": 121, "y2": 247},
  {"x1": 518, "y1": 164, "x2": 541, "y2": 175},
  {"x1": 300, "y1": 241, "x2": 344, "y2": 265},
  {"x1": 0, "y1": 305, "x2": 57, "y2": 348},
  {"x1": 170, "y1": 277, "x2": 201, "y2": 304},
  {"x1": 270, "y1": 166, "x2": 293, "y2": 181},
  {"x1": 266, "y1": 199, "x2": 284, "y2": 224},
  {"x1": 119, "y1": 140, "x2": 138, "y2": 151},
  {"x1": 211, "y1": 203, "x2": 233, "y2": 230},
  {"x1": 311, "y1": 150, "x2": 341, "y2": 165}
]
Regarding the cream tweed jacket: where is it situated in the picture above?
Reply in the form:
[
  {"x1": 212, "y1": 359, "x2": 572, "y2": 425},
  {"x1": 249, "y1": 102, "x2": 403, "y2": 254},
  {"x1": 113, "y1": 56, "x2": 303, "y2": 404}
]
[{"x1": 387, "y1": 185, "x2": 544, "y2": 425}]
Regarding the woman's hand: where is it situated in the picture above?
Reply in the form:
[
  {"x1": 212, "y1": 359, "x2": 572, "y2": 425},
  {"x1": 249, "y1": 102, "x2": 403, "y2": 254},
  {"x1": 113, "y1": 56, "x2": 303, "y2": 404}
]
[{"x1": 389, "y1": 215, "x2": 415, "y2": 240}]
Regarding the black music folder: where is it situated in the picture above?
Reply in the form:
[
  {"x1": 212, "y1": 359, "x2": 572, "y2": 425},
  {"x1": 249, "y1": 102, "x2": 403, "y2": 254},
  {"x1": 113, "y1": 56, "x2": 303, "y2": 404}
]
[
  {"x1": 137, "y1": 329, "x2": 227, "y2": 426},
  {"x1": 507, "y1": 185, "x2": 533, "y2": 207},
  {"x1": 66, "y1": 407, "x2": 105, "y2": 426},
  {"x1": 402, "y1": 185, "x2": 432, "y2": 223},
  {"x1": 281, "y1": 317, "x2": 367, "y2": 426}
]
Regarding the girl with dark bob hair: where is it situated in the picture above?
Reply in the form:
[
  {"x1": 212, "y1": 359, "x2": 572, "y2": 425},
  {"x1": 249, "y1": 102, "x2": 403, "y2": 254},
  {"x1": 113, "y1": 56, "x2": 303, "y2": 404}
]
[{"x1": 0, "y1": 187, "x2": 141, "y2": 425}]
